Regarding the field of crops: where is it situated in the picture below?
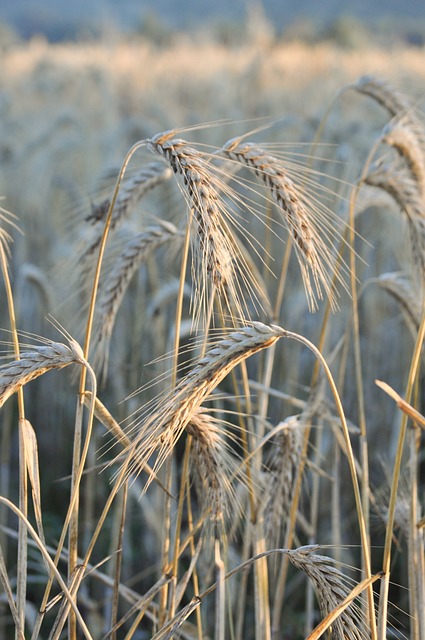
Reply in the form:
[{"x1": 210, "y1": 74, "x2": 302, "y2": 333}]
[{"x1": 0, "y1": 34, "x2": 424, "y2": 639}]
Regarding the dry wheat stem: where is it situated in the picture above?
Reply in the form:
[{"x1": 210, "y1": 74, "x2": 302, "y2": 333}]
[
  {"x1": 0, "y1": 497, "x2": 93, "y2": 640},
  {"x1": 281, "y1": 328, "x2": 376, "y2": 639},
  {"x1": 378, "y1": 301, "x2": 425, "y2": 640},
  {"x1": 0, "y1": 543, "x2": 24, "y2": 639}
]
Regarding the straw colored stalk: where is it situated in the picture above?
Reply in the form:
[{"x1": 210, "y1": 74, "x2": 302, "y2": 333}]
[
  {"x1": 287, "y1": 545, "x2": 367, "y2": 640},
  {"x1": 146, "y1": 130, "x2": 251, "y2": 322},
  {"x1": 95, "y1": 221, "x2": 183, "y2": 373},
  {"x1": 222, "y1": 137, "x2": 339, "y2": 311},
  {"x1": 122, "y1": 322, "x2": 284, "y2": 486},
  {"x1": 0, "y1": 340, "x2": 86, "y2": 408},
  {"x1": 84, "y1": 162, "x2": 172, "y2": 259}
]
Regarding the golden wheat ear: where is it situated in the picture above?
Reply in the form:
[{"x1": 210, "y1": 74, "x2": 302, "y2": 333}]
[
  {"x1": 0, "y1": 339, "x2": 86, "y2": 408},
  {"x1": 221, "y1": 137, "x2": 345, "y2": 311},
  {"x1": 121, "y1": 322, "x2": 284, "y2": 488},
  {"x1": 287, "y1": 545, "x2": 369, "y2": 640}
]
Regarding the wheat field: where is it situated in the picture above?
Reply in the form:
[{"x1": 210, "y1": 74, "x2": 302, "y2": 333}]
[{"x1": 0, "y1": 32, "x2": 424, "y2": 640}]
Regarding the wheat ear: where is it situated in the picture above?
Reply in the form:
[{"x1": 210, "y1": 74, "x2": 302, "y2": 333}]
[
  {"x1": 123, "y1": 322, "x2": 283, "y2": 486},
  {"x1": 95, "y1": 221, "x2": 183, "y2": 372},
  {"x1": 0, "y1": 340, "x2": 85, "y2": 408},
  {"x1": 287, "y1": 545, "x2": 368, "y2": 640},
  {"x1": 382, "y1": 119, "x2": 425, "y2": 195},
  {"x1": 146, "y1": 130, "x2": 249, "y2": 322},
  {"x1": 365, "y1": 164, "x2": 425, "y2": 286},
  {"x1": 262, "y1": 416, "x2": 303, "y2": 549},
  {"x1": 222, "y1": 137, "x2": 339, "y2": 310},
  {"x1": 187, "y1": 408, "x2": 238, "y2": 524},
  {"x1": 354, "y1": 76, "x2": 420, "y2": 123},
  {"x1": 84, "y1": 162, "x2": 172, "y2": 258},
  {"x1": 376, "y1": 272, "x2": 421, "y2": 336}
]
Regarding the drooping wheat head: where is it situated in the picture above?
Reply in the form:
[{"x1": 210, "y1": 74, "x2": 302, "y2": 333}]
[
  {"x1": 287, "y1": 545, "x2": 368, "y2": 640},
  {"x1": 376, "y1": 272, "x2": 422, "y2": 337},
  {"x1": 353, "y1": 76, "x2": 423, "y2": 132},
  {"x1": 261, "y1": 415, "x2": 303, "y2": 549},
  {"x1": 146, "y1": 130, "x2": 264, "y2": 324},
  {"x1": 222, "y1": 137, "x2": 344, "y2": 311},
  {"x1": 187, "y1": 407, "x2": 240, "y2": 526},
  {"x1": 121, "y1": 322, "x2": 284, "y2": 487},
  {"x1": 84, "y1": 162, "x2": 172, "y2": 260},
  {"x1": 0, "y1": 340, "x2": 86, "y2": 408},
  {"x1": 382, "y1": 119, "x2": 425, "y2": 195},
  {"x1": 364, "y1": 163, "x2": 425, "y2": 287}
]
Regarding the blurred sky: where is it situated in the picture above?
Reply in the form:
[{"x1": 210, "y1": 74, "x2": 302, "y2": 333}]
[{"x1": 0, "y1": 0, "x2": 424, "y2": 41}]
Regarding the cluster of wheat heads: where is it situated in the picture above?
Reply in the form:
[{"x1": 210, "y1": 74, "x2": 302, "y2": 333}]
[{"x1": 0, "y1": 76, "x2": 424, "y2": 640}]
